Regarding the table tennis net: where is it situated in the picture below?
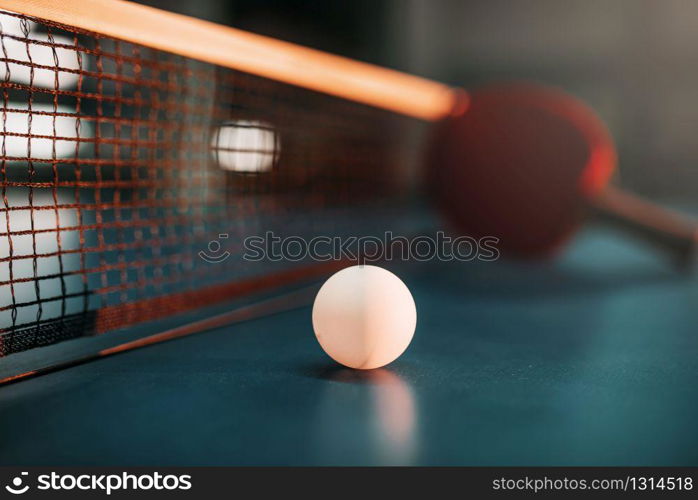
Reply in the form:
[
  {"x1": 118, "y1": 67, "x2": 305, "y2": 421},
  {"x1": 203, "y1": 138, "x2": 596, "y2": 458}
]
[{"x1": 0, "y1": 10, "x2": 419, "y2": 357}]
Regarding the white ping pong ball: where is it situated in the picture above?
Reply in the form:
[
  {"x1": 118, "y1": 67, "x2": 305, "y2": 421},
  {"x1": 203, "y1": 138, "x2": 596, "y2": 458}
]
[{"x1": 312, "y1": 265, "x2": 416, "y2": 369}]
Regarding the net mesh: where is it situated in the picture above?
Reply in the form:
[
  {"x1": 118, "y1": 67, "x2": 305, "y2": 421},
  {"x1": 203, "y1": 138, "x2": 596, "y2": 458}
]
[{"x1": 0, "y1": 10, "x2": 418, "y2": 357}]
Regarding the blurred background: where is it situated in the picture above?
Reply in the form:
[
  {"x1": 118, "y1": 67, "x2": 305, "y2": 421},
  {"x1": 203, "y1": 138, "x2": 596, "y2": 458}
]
[{"x1": 136, "y1": 0, "x2": 697, "y2": 202}]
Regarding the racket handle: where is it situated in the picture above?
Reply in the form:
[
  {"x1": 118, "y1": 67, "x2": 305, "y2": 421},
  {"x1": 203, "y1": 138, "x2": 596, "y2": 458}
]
[{"x1": 588, "y1": 185, "x2": 697, "y2": 270}]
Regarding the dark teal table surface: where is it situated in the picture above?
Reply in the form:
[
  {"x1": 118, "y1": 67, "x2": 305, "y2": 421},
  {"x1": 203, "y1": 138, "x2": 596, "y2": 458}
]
[{"x1": 1, "y1": 226, "x2": 697, "y2": 465}]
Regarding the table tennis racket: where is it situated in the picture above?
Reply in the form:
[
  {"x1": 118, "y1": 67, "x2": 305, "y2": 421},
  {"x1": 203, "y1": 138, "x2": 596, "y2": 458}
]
[{"x1": 427, "y1": 84, "x2": 697, "y2": 268}]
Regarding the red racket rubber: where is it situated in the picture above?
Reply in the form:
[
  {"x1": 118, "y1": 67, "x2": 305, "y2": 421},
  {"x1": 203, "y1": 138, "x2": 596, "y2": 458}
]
[{"x1": 427, "y1": 83, "x2": 696, "y2": 266}]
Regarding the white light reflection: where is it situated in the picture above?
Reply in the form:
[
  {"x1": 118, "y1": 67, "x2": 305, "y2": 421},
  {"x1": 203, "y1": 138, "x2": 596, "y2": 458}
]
[
  {"x1": 210, "y1": 120, "x2": 279, "y2": 173},
  {"x1": 0, "y1": 12, "x2": 80, "y2": 88},
  {"x1": 314, "y1": 368, "x2": 418, "y2": 464},
  {"x1": 0, "y1": 190, "x2": 81, "y2": 329},
  {"x1": 2, "y1": 102, "x2": 87, "y2": 158}
]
